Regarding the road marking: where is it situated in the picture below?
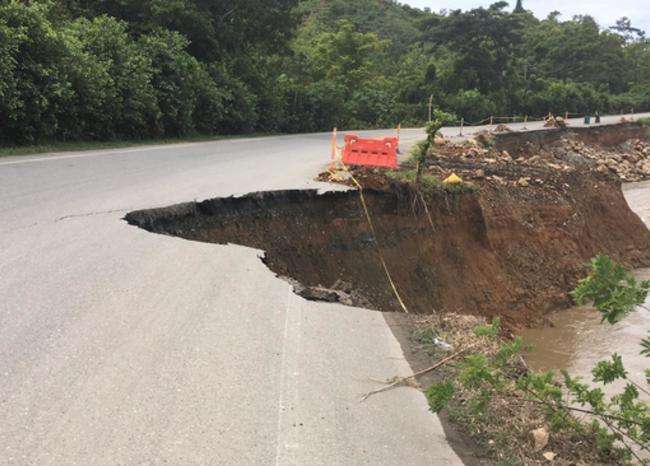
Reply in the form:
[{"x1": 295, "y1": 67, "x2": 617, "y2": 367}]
[
  {"x1": 274, "y1": 289, "x2": 303, "y2": 466},
  {"x1": 0, "y1": 142, "x2": 212, "y2": 167},
  {"x1": 0, "y1": 135, "x2": 319, "y2": 167}
]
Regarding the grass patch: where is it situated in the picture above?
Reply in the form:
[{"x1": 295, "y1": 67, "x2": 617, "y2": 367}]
[
  {"x1": 637, "y1": 117, "x2": 650, "y2": 138},
  {"x1": 386, "y1": 168, "x2": 475, "y2": 194},
  {"x1": 0, "y1": 132, "x2": 275, "y2": 158},
  {"x1": 386, "y1": 168, "x2": 440, "y2": 187}
]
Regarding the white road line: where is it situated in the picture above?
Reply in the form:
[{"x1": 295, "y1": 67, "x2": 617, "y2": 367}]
[
  {"x1": 274, "y1": 289, "x2": 303, "y2": 466},
  {"x1": 0, "y1": 135, "x2": 320, "y2": 167},
  {"x1": 0, "y1": 142, "x2": 209, "y2": 166}
]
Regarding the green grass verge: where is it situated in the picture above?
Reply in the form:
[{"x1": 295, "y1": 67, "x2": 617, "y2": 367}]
[
  {"x1": 0, "y1": 133, "x2": 276, "y2": 158},
  {"x1": 637, "y1": 117, "x2": 650, "y2": 138},
  {"x1": 386, "y1": 168, "x2": 475, "y2": 194}
]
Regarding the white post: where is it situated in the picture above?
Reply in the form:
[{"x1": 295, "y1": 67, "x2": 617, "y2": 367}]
[{"x1": 330, "y1": 127, "x2": 337, "y2": 169}]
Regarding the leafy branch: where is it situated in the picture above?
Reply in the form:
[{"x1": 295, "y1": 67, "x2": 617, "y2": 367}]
[{"x1": 427, "y1": 255, "x2": 649, "y2": 464}]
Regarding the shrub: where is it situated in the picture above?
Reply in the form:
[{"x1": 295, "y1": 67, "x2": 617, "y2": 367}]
[
  {"x1": 138, "y1": 30, "x2": 225, "y2": 137},
  {"x1": 0, "y1": 2, "x2": 75, "y2": 143},
  {"x1": 447, "y1": 89, "x2": 496, "y2": 123}
]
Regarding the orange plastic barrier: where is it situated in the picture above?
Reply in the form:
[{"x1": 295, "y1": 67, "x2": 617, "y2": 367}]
[{"x1": 341, "y1": 134, "x2": 398, "y2": 169}]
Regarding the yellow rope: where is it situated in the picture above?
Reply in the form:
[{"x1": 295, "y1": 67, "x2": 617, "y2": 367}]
[
  {"x1": 347, "y1": 170, "x2": 410, "y2": 314},
  {"x1": 328, "y1": 138, "x2": 409, "y2": 313}
]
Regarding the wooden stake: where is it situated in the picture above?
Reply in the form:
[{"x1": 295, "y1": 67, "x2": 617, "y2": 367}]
[
  {"x1": 396, "y1": 123, "x2": 401, "y2": 149},
  {"x1": 330, "y1": 127, "x2": 337, "y2": 169}
]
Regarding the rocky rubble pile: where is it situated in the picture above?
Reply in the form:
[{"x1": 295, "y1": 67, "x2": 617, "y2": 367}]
[
  {"x1": 430, "y1": 138, "x2": 576, "y2": 188},
  {"x1": 553, "y1": 137, "x2": 650, "y2": 182},
  {"x1": 429, "y1": 132, "x2": 650, "y2": 185}
]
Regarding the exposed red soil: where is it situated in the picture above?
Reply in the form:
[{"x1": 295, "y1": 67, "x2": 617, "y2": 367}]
[{"x1": 125, "y1": 165, "x2": 650, "y2": 329}]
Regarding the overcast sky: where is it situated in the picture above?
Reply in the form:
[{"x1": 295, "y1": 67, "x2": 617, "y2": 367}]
[{"x1": 403, "y1": 0, "x2": 649, "y2": 34}]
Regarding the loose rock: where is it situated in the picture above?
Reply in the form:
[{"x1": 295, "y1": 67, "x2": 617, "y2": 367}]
[{"x1": 531, "y1": 426, "x2": 549, "y2": 451}]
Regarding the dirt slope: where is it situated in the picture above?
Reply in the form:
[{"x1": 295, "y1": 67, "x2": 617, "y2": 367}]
[{"x1": 125, "y1": 170, "x2": 650, "y2": 328}]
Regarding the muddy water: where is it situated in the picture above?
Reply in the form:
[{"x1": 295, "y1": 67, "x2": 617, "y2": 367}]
[
  {"x1": 521, "y1": 278, "x2": 649, "y2": 401},
  {"x1": 521, "y1": 181, "x2": 650, "y2": 402}
]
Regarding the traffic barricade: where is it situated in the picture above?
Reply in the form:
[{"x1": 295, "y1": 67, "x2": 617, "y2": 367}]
[{"x1": 341, "y1": 134, "x2": 398, "y2": 169}]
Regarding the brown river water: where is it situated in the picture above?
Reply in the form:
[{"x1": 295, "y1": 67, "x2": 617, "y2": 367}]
[{"x1": 521, "y1": 181, "x2": 650, "y2": 403}]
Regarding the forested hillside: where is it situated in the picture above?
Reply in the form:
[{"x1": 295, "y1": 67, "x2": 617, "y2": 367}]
[{"x1": 1, "y1": 0, "x2": 648, "y2": 144}]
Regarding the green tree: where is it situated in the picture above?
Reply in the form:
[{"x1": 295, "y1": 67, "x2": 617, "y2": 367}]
[
  {"x1": 524, "y1": 14, "x2": 628, "y2": 93},
  {"x1": 138, "y1": 29, "x2": 224, "y2": 136},
  {"x1": 65, "y1": 15, "x2": 159, "y2": 138},
  {"x1": 423, "y1": 2, "x2": 525, "y2": 99},
  {"x1": 0, "y1": 1, "x2": 75, "y2": 143},
  {"x1": 292, "y1": 19, "x2": 390, "y2": 128},
  {"x1": 448, "y1": 89, "x2": 496, "y2": 122}
]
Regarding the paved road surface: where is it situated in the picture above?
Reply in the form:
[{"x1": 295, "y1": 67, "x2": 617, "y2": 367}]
[
  {"x1": 439, "y1": 111, "x2": 650, "y2": 141},
  {"x1": 0, "y1": 128, "x2": 463, "y2": 465},
  {"x1": 1, "y1": 113, "x2": 648, "y2": 465}
]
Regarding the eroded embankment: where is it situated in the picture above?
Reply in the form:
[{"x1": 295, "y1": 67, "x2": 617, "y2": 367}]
[
  {"x1": 125, "y1": 173, "x2": 650, "y2": 327},
  {"x1": 493, "y1": 122, "x2": 647, "y2": 155}
]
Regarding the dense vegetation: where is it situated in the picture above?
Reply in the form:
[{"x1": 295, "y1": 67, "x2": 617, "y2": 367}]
[
  {"x1": 426, "y1": 256, "x2": 649, "y2": 464},
  {"x1": 1, "y1": 0, "x2": 649, "y2": 144}
]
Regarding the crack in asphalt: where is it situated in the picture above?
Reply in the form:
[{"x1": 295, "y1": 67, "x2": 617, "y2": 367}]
[
  {"x1": 54, "y1": 208, "x2": 130, "y2": 222},
  {"x1": 1, "y1": 208, "x2": 130, "y2": 235}
]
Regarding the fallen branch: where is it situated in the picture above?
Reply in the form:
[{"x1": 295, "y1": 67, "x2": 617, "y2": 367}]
[{"x1": 360, "y1": 344, "x2": 476, "y2": 402}]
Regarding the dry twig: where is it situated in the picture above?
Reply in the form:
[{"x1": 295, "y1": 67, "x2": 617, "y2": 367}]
[{"x1": 360, "y1": 344, "x2": 476, "y2": 402}]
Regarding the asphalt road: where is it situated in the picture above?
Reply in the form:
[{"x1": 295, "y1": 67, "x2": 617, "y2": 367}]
[
  {"x1": 439, "y1": 111, "x2": 650, "y2": 141},
  {"x1": 1, "y1": 114, "x2": 648, "y2": 465},
  {"x1": 0, "y1": 127, "x2": 464, "y2": 465}
]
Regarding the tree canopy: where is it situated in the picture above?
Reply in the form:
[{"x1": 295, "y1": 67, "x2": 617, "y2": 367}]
[{"x1": 1, "y1": 0, "x2": 649, "y2": 144}]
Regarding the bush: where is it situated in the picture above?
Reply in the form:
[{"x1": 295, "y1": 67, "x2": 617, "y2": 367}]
[
  {"x1": 426, "y1": 256, "x2": 649, "y2": 463},
  {"x1": 431, "y1": 108, "x2": 457, "y2": 127},
  {"x1": 66, "y1": 15, "x2": 159, "y2": 139},
  {"x1": 139, "y1": 30, "x2": 226, "y2": 137},
  {"x1": 447, "y1": 89, "x2": 496, "y2": 123},
  {"x1": 0, "y1": 2, "x2": 75, "y2": 143},
  {"x1": 209, "y1": 62, "x2": 258, "y2": 134},
  {"x1": 610, "y1": 84, "x2": 650, "y2": 114},
  {"x1": 523, "y1": 80, "x2": 608, "y2": 116}
]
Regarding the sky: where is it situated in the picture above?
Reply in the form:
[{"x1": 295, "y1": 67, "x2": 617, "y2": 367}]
[{"x1": 403, "y1": 0, "x2": 650, "y2": 34}]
